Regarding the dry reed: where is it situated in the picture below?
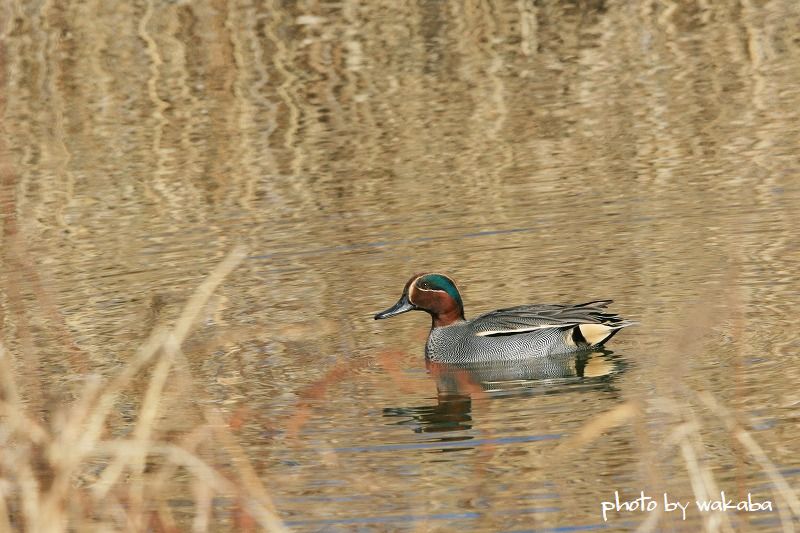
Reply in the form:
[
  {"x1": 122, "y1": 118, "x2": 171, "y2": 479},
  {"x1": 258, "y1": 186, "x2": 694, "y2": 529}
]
[
  {"x1": 549, "y1": 278, "x2": 800, "y2": 533},
  {"x1": 0, "y1": 246, "x2": 289, "y2": 532}
]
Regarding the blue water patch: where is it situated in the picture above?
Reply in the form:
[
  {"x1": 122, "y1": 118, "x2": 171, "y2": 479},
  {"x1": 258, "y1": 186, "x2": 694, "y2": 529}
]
[
  {"x1": 462, "y1": 227, "x2": 537, "y2": 238},
  {"x1": 277, "y1": 495, "x2": 366, "y2": 504},
  {"x1": 248, "y1": 226, "x2": 538, "y2": 261},
  {"x1": 284, "y1": 505, "x2": 560, "y2": 527},
  {"x1": 330, "y1": 433, "x2": 561, "y2": 453},
  {"x1": 504, "y1": 523, "x2": 610, "y2": 533}
]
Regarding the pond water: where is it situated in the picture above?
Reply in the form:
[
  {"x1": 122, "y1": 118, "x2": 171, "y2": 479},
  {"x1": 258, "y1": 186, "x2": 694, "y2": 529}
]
[{"x1": 1, "y1": 0, "x2": 799, "y2": 531}]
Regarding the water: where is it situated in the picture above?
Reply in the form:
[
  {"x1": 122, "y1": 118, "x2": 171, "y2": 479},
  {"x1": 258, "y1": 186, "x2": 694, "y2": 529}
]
[{"x1": 1, "y1": 0, "x2": 799, "y2": 531}]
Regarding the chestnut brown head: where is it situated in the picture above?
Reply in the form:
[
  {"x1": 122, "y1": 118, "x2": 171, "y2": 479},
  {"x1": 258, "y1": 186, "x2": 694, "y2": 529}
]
[{"x1": 374, "y1": 273, "x2": 465, "y2": 327}]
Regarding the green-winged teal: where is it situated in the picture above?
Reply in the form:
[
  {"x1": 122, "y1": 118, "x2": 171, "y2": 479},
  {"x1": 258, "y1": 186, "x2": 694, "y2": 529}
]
[{"x1": 374, "y1": 273, "x2": 633, "y2": 363}]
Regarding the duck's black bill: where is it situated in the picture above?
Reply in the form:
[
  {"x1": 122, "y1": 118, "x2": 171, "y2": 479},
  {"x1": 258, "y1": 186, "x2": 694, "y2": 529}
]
[{"x1": 374, "y1": 295, "x2": 416, "y2": 320}]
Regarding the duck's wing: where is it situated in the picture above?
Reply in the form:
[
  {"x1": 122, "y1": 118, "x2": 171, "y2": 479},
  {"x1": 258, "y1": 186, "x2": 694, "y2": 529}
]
[{"x1": 471, "y1": 300, "x2": 634, "y2": 346}]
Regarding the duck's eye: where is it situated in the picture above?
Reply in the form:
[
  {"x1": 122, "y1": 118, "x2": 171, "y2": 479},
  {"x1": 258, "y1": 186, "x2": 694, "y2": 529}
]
[{"x1": 420, "y1": 281, "x2": 431, "y2": 289}]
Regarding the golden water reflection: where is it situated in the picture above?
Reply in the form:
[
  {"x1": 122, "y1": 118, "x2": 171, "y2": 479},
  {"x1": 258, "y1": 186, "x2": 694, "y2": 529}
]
[{"x1": 1, "y1": 0, "x2": 799, "y2": 530}]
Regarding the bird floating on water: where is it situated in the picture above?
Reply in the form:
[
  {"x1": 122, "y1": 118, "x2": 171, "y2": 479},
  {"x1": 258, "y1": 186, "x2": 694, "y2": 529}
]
[{"x1": 374, "y1": 273, "x2": 633, "y2": 363}]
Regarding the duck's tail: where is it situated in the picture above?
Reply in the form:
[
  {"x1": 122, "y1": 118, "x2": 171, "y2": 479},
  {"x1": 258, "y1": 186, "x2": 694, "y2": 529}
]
[{"x1": 571, "y1": 318, "x2": 637, "y2": 347}]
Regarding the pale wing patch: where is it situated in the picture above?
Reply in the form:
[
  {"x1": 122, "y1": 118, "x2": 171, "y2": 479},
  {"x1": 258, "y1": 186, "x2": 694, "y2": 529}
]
[
  {"x1": 578, "y1": 323, "x2": 615, "y2": 345},
  {"x1": 476, "y1": 324, "x2": 566, "y2": 337}
]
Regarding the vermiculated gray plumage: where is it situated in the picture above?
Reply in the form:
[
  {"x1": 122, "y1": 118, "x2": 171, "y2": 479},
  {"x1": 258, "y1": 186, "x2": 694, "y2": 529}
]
[{"x1": 425, "y1": 300, "x2": 633, "y2": 363}]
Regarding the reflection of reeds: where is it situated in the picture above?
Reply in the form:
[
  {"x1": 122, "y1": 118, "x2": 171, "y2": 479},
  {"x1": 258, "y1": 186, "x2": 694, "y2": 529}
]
[{"x1": 0, "y1": 247, "x2": 288, "y2": 532}]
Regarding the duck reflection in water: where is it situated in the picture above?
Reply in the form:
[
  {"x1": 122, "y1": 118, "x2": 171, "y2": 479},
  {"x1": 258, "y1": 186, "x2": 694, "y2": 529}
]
[{"x1": 383, "y1": 350, "x2": 625, "y2": 435}]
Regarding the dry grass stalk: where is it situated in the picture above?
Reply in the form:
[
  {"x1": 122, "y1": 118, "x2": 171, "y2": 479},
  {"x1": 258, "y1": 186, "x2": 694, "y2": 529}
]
[
  {"x1": 676, "y1": 414, "x2": 730, "y2": 533},
  {"x1": 699, "y1": 392, "x2": 800, "y2": 521},
  {"x1": 0, "y1": 246, "x2": 289, "y2": 531},
  {"x1": 566, "y1": 273, "x2": 792, "y2": 533},
  {"x1": 552, "y1": 401, "x2": 641, "y2": 454}
]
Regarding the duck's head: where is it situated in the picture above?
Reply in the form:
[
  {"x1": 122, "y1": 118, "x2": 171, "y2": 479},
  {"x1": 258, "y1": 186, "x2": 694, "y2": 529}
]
[{"x1": 374, "y1": 273, "x2": 465, "y2": 327}]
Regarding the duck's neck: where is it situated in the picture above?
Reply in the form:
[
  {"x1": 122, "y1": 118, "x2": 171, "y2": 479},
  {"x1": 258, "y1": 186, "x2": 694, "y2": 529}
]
[{"x1": 431, "y1": 308, "x2": 465, "y2": 328}]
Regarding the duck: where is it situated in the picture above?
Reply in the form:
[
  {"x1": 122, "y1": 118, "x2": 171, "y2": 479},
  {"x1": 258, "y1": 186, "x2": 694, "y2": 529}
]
[{"x1": 374, "y1": 273, "x2": 634, "y2": 363}]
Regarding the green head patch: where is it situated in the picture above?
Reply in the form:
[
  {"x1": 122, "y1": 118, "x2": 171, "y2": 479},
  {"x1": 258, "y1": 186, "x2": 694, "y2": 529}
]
[{"x1": 417, "y1": 274, "x2": 463, "y2": 308}]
